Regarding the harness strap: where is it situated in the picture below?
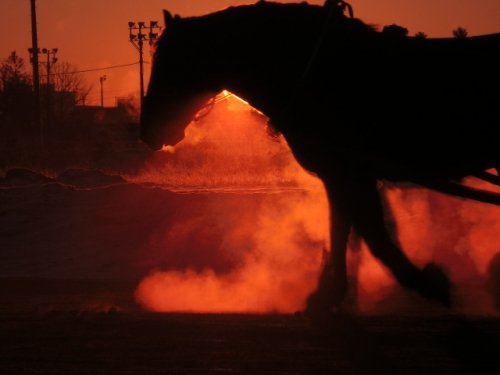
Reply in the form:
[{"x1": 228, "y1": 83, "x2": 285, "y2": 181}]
[
  {"x1": 326, "y1": 1, "x2": 354, "y2": 18},
  {"x1": 279, "y1": 1, "x2": 354, "y2": 123}
]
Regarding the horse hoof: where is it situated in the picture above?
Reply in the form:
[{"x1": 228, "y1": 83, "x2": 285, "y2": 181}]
[
  {"x1": 420, "y1": 263, "x2": 452, "y2": 307},
  {"x1": 305, "y1": 284, "x2": 347, "y2": 319},
  {"x1": 304, "y1": 294, "x2": 339, "y2": 327},
  {"x1": 305, "y1": 290, "x2": 331, "y2": 318}
]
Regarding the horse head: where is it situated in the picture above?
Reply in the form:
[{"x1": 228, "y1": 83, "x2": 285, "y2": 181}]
[
  {"x1": 141, "y1": 10, "x2": 223, "y2": 150},
  {"x1": 140, "y1": 2, "x2": 381, "y2": 151}
]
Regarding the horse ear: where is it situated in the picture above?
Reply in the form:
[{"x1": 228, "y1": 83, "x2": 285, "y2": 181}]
[{"x1": 164, "y1": 10, "x2": 173, "y2": 26}]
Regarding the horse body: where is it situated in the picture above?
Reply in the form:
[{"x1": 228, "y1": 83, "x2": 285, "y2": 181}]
[{"x1": 141, "y1": 1, "x2": 500, "y2": 312}]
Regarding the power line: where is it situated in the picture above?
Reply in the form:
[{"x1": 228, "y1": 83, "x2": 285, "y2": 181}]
[
  {"x1": 52, "y1": 61, "x2": 149, "y2": 76},
  {"x1": 86, "y1": 89, "x2": 138, "y2": 100}
]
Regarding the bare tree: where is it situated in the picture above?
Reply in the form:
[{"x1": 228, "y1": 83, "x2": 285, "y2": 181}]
[
  {"x1": 0, "y1": 52, "x2": 32, "y2": 126},
  {"x1": 38, "y1": 61, "x2": 93, "y2": 123},
  {"x1": 40, "y1": 61, "x2": 92, "y2": 106},
  {"x1": 0, "y1": 52, "x2": 34, "y2": 158},
  {"x1": 0, "y1": 51, "x2": 31, "y2": 90},
  {"x1": 117, "y1": 94, "x2": 140, "y2": 122},
  {"x1": 453, "y1": 27, "x2": 468, "y2": 39}
]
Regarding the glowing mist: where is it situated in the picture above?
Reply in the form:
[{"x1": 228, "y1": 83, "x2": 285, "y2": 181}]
[
  {"x1": 134, "y1": 93, "x2": 329, "y2": 313},
  {"x1": 133, "y1": 92, "x2": 500, "y2": 314}
]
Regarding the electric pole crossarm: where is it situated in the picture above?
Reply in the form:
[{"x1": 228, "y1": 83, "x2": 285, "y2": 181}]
[
  {"x1": 127, "y1": 20, "x2": 161, "y2": 111},
  {"x1": 30, "y1": 47, "x2": 58, "y2": 129}
]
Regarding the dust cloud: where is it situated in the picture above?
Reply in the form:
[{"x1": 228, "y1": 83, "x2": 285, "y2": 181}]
[
  {"x1": 134, "y1": 93, "x2": 329, "y2": 313},
  {"x1": 133, "y1": 92, "x2": 500, "y2": 314}
]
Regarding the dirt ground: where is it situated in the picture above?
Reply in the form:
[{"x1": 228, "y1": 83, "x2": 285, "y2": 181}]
[
  {"x1": 2, "y1": 172, "x2": 500, "y2": 374},
  {"x1": 1, "y1": 309, "x2": 500, "y2": 375}
]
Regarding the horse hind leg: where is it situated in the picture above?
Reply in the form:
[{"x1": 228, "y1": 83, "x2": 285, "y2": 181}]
[
  {"x1": 350, "y1": 176, "x2": 452, "y2": 307},
  {"x1": 306, "y1": 172, "x2": 452, "y2": 318}
]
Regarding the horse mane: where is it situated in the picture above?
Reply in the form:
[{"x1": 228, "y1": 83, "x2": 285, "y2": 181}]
[{"x1": 157, "y1": 1, "x2": 377, "y2": 52}]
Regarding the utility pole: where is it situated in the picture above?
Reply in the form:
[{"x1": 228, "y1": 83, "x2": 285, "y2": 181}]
[
  {"x1": 99, "y1": 75, "x2": 106, "y2": 107},
  {"x1": 128, "y1": 21, "x2": 161, "y2": 111},
  {"x1": 41, "y1": 48, "x2": 58, "y2": 128},
  {"x1": 29, "y1": 0, "x2": 41, "y2": 149}
]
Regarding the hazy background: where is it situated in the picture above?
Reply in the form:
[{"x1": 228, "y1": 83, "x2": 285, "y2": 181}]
[{"x1": 1, "y1": 0, "x2": 498, "y2": 106}]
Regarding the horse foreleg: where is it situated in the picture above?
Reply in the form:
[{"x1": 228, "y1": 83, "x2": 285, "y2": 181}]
[{"x1": 305, "y1": 179, "x2": 352, "y2": 315}]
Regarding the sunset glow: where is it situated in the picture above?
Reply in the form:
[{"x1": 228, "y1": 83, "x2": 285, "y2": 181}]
[
  {"x1": 1, "y1": 1, "x2": 498, "y2": 106},
  {"x1": 2, "y1": 2, "x2": 500, "y2": 373}
]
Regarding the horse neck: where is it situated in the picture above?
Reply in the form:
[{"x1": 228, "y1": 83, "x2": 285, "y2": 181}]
[{"x1": 201, "y1": 6, "x2": 326, "y2": 124}]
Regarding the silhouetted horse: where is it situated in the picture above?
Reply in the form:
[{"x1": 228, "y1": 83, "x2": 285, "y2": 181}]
[{"x1": 141, "y1": 1, "x2": 500, "y2": 313}]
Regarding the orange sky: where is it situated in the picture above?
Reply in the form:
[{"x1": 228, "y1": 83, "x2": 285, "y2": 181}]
[{"x1": 0, "y1": 0, "x2": 499, "y2": 106}]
